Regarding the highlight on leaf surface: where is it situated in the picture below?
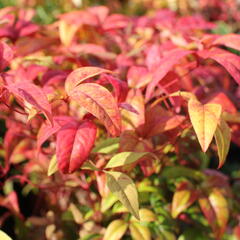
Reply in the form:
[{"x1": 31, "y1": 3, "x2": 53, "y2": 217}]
[
  {"x1": 188, "y1": 97, "x2": 222, "y2": 152},
  {"x1": 47, "y1": 154, "x2": 58, "y2": 176},
  {"x1": 105, "y1": 171, "x2": 140, "y2": 220}
]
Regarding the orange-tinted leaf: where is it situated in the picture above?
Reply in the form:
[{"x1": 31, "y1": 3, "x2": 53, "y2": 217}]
[
  {"x1": 7, "y1": 82, "x2": 53, "y2": 125},
  {"x1": 171, "y1": 182, "x2": 197, "y2": 218},
  {"x1": 188, "y1": 98, "x2": 222, "y2": 152},
  {"x1": 70, "y1": 83, "x2": 121, "y2": 136},
  {"x1": 65, "y1": 67, "x2": 112, "y2": 95},
  {"x1": 141, "y1": 105, "x2": 185, "y2": 137},
  {"x1": 56, "y1": 120, "x2": 97, "y2": 173},
  {"x1": 209, "y1": 188, "x2": 229, "y2": 238}
]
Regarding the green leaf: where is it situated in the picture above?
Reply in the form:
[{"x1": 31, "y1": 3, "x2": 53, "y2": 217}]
[
  {"x1": 0, "y1": 230, "x2": 12, "y2": 240},
  {"x1": 214, "y1": 118, "x2": 231, "y2": 168},
  {"x1": 103, "y1": 220, "x2": 128, "y2": 240},
  {"x1": 92, "y1": 138, "x2": 119, "y2": 154},
  {"x1": 106, "y1": 171, "x2": 140, "y2": 219},
  {"x1": 48, "y1": 155, "x2": 58, "y2": 176},
  {"x1": 105, "y1": 152, "x2": 148, "y2": 169},
  {"x1": 81, "y1": 161, "x2": 99, "y2": 171},
  {"x1": 101, "y1": 193, "x2": 118, "y2": 212}
]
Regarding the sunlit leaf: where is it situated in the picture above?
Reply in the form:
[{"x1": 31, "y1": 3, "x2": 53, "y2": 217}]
[
  {"x1": 129, "y1": 221, "x2": 151, "y2": 240},
  {"x1": 47, "y1": 155, "x2": 58, "y2": 176},
  {"x1": 0, "y1": 230, "x2": 12, "y2": 240},
  {"x1": 106, "y1": 171, "x2": 140, "y2": 219},
  {"x1": 105, "y1": 152, "x2": 148, "y2": 169},
  {"x1": 188, "y1": 98, "x2": 222, "y2": 152},
  {"x1": 103, "y1": 220, "x2": 128, "y2": 240},
  {"x1": 69, "y1": 83, "x2": 121, "y2": 136}
]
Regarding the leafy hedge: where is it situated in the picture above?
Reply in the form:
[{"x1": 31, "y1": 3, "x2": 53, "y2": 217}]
[{"x1": 0, "y1": 2, "x2": 240, "y2": 240}]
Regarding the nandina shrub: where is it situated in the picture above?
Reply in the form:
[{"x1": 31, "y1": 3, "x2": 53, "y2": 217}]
[{"x1": 0, "y1": 4, "x2": 240, "y2": 240}]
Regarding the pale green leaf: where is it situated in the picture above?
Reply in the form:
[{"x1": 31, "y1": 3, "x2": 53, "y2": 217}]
[
  {"x1": 101, "y1": 193, "x2": 118, "y2": 212},
  {"x1": 103, "y1": 220, "x2": 128, "y2": 240},
  {"x1": 106, "y1": 171, "x2": 140, "y2": 219},
  {"x1": 0, "y1": 230, "x2": 12, "y2": 240},
  {"x1": 48, "y1": 155, "x2": 58, "y2": 176},
  {"x1": 214, "y1": 118, "x2": 231, "y2": 168},
  {"x1": 105, "y1": 152, "x2": 148, "y2": 169},
  {"x1": 81, "y1": 161, "x2": 99, "y2": 171},
  {"x1": 92, "y1": 138, "x2": 119, "y2": 154}
]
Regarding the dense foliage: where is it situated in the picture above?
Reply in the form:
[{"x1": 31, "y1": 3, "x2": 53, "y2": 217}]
[{"x1": 0, "y1": 1, "x2": 240, "y2": 240}]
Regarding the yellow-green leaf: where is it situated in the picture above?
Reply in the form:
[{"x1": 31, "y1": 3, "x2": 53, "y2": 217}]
[
  {"x1": 101, "y1": 193, "x2": 118, "y2": 212},
  {"x1": 129, "y1": 222, "x2": 151, "y2": 240},
  {"x1": 214, "y1": 118, "x2": 231, "y2": 168},
  {"x1": 92, "y1": 138, "x2": 119, "y2": 154},
  {"x1": 209, "y1": 188, "x2": 229, "y2": 238},
  {"x1": 188, "y1": 98, "x2": 222, "y2": 152},
  {"x1": 139, "y1": 208, "x2": 156, "y2": 222},
  {"x1": 103, "y1": 220, "x2": 128, "y2": 240},
  {"x1": 105, "y1": 152, "x2": 148, "y2": 169},
  {"x1": 48, "y1": 155, "x2": 58, "y2": 176},
  {"x1": 69, "y1": 203, "x2": 83, "y2": 224},
  {"x1": 0, "y1": 230, "x2": 12, "y2": 240},
  {"x1": 106, "y1": 171, "x2": 140, "y2": 219}
]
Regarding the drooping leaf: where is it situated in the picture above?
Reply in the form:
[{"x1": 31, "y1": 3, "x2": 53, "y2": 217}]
[
  {"x1": 106, "y1": 171, "x2": 140, "y2": 219},
  {"x1": 92, "y1": 138, "x2": 119, "y2": 154},
  {"x1": 48, "y1": 155, "x2": 58, "y2": 176},
  {"x1": 103, "y1": 220, "x2": 128, "y2": 240},
  {"x1": 129, "y1": 221, "x2": 151, "y2": 240},
  {"x1": 69, "y1": 83, "x2": 121, "y2": 136},
  {"x1": 6, "y1": 82, "x2": 53, "y2": 125},
  {"x1": 145, "y1": 49, "x2": 192, "y2": 101},
  {"x1": 0, "y1": 230, "x2": 12, "y2": 240},
  {"x1": 214, "y1": 118, "x2": 231, "y2": 168},
  {"x1": 209, "y1": 188, "x2": 229, "y2": 239},
  {"x1": 105, "y1": 152, "x2": 148, "y2": 169},
  {"x1": 65, "y1": 67, "x2": 112, "y2": 95},
  {"x1": 56, "y1": 120, "x2": 97, "y2": 174},
  {"x1": 188, "y1": 98, "x2": 222, "y2": 152}
]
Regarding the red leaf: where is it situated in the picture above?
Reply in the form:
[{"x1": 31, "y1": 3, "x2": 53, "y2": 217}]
[
  {"x1": 6, "y1": 81, "x2": 53, "y2": 125},
  {"x1": 56, "y1": 120, "x2": 97, "y2": 174},
  {"x1": 65, "y1": 67, "x2": 112, "y2": 95},
  {"x1": 212, "y1": 34, "x2": 240, "y2": 52},
  {"x1": 69, "y1": 83, "x2": 121, "y2": 136},
  {"x1": 37, "y1": 116, "x2": 74, "y2": 153},
  {"x1": 146, "y1": 49, "x2": 192, "y2": 101},
  {"x1": 198, "y1": 48, "x2": 240, "y2": 85},
  {"x1": 0, "y1": 42, "x2": 13, "y2": 71}
]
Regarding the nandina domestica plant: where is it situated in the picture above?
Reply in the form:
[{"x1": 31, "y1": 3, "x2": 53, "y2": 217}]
[{"x1": 0, "y1": 3, "x2": 240, "y2": 240}]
